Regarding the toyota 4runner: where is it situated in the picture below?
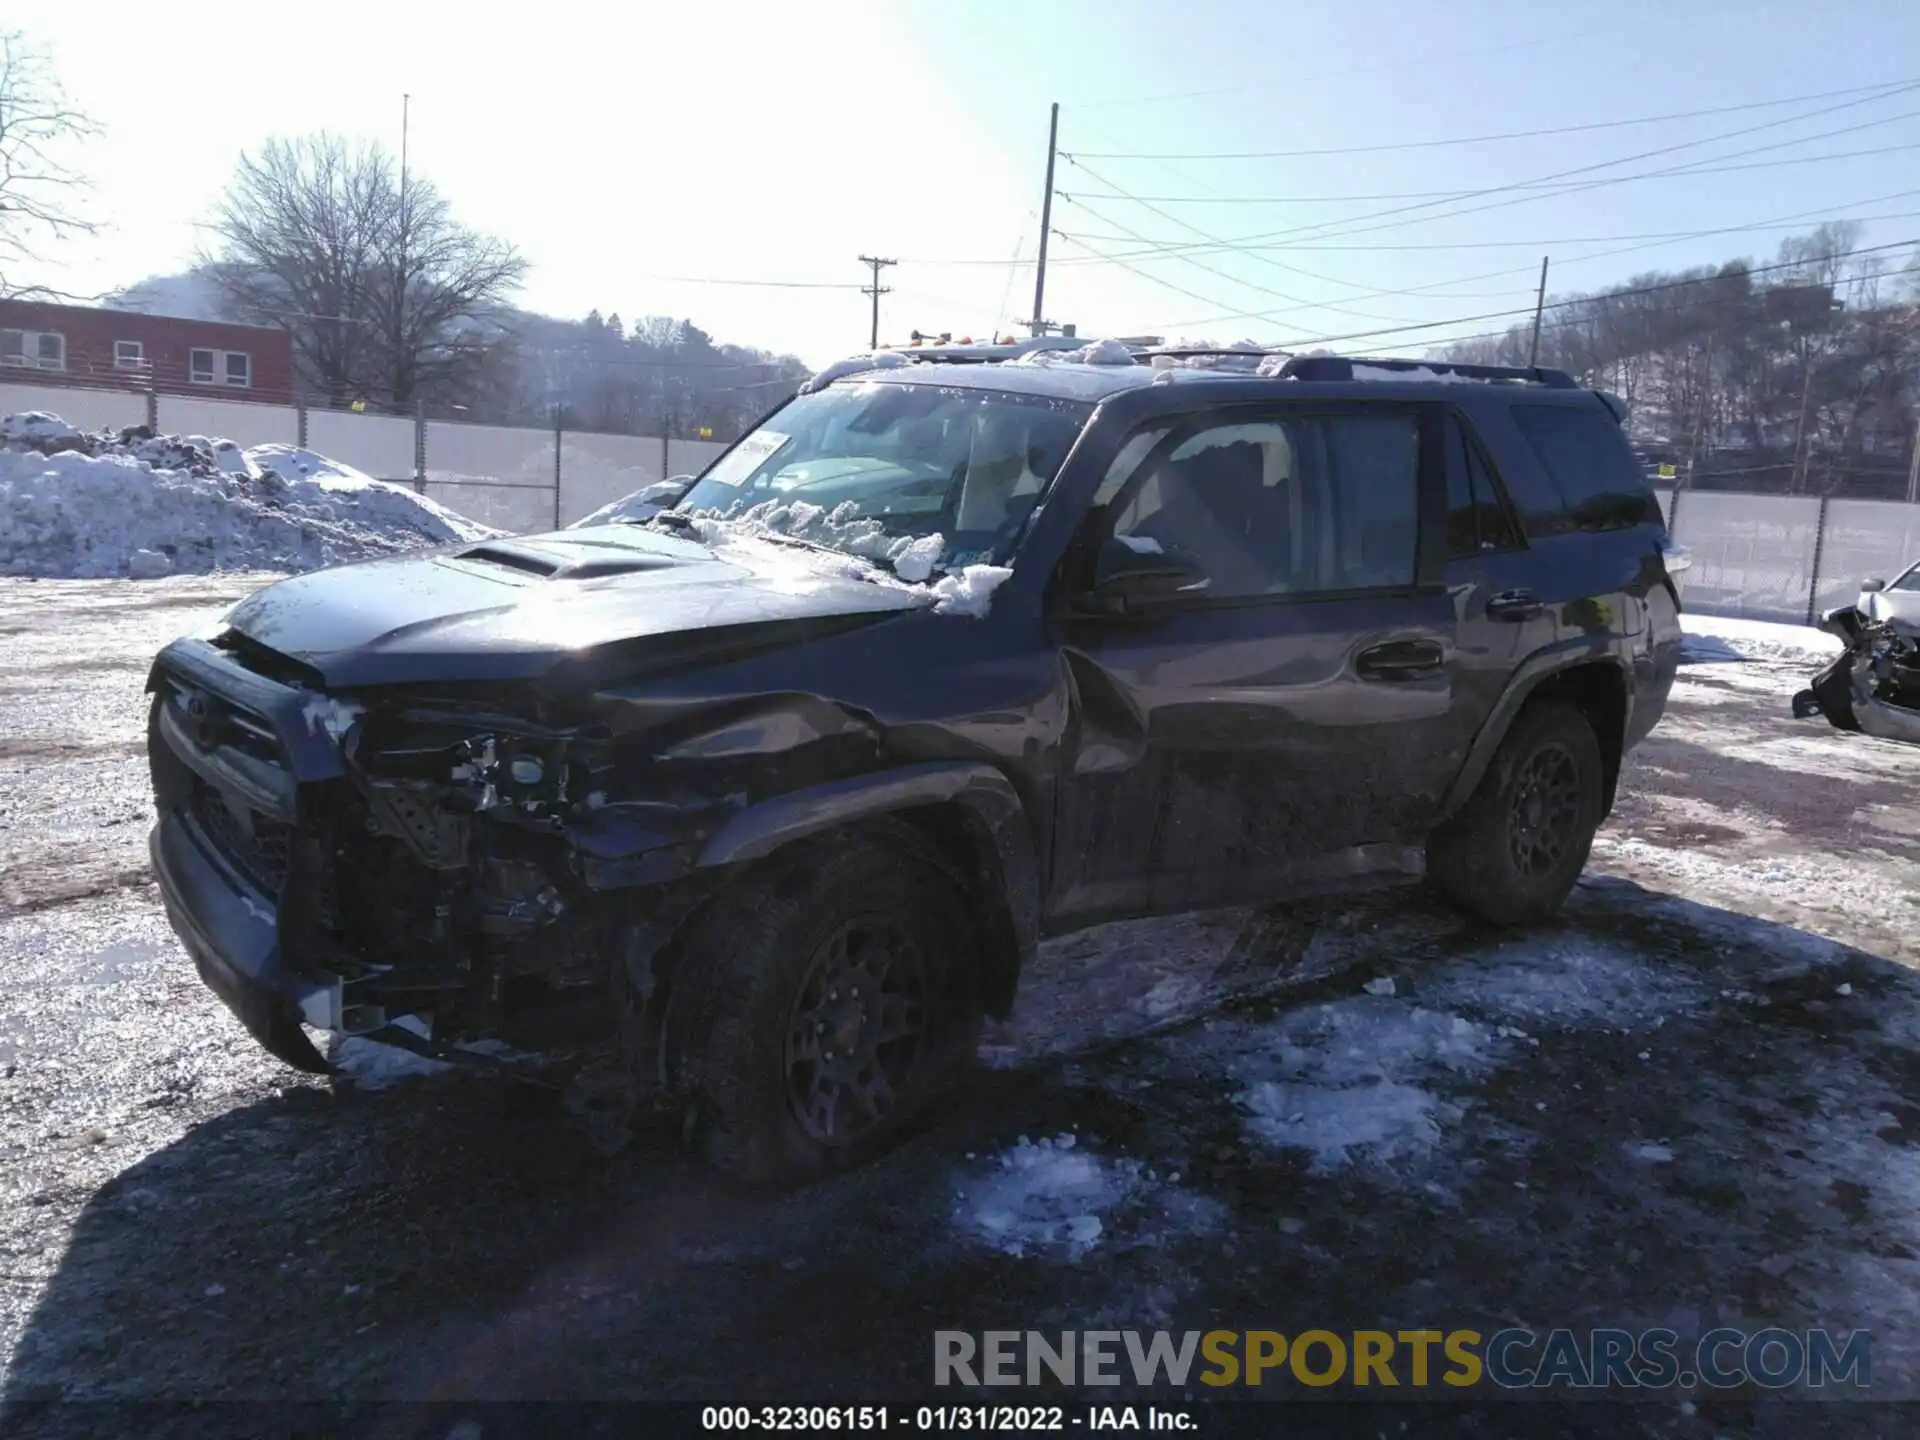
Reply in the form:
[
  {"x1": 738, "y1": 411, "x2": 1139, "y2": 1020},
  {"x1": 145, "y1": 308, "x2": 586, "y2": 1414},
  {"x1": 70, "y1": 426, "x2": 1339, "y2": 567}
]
[{"x1": 145, "y1": 350, "x2": 1684, "y2": 1178}]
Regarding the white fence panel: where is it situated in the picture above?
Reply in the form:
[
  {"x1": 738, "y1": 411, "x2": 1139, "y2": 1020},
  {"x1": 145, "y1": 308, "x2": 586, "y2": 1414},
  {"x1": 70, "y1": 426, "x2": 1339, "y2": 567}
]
[
  {"x1": 0, "y1": 381, "x2": 145, "y2": 432},
  {"x1": 1815, "y1": 499, "x2": 1920, "y2": 616},
  {"x1": 559, "y1": 431, "x2": 662, "y2": 525},
  {"x1": 1668, "y1": 491, "x2": 1821, "y2": 623},
  {"x1": 160, "y1": 395, "x2": 298, "y2": 447},
  {"x1": 424, "y1": 420, "x2": 554, "y2": 534},
  {"x1": 668, "y1": 437, "x2": 726, "y2": 480},
  {"x1": 306, "y1": 410, "x2": 416, "y2": 482}
]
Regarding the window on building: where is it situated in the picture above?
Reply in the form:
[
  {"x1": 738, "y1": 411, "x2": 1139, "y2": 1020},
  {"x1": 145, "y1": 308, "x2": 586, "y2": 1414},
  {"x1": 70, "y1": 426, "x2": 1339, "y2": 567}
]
[
  {"x1": 1, "y1": 329, "x2": 64, "y2": 370},
  {"x1": 188, "y1": 347, "x2": 252, "y2": 387},
  {"x1": 114, "y1": 340, "x2": 145, "y2": 370}
]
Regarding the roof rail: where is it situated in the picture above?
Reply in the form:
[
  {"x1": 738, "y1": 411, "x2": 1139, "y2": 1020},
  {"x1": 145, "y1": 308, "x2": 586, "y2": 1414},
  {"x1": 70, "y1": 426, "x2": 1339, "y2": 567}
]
[{"x1": 1280, "y1": 355, "x2": 1580, "y2": 388}]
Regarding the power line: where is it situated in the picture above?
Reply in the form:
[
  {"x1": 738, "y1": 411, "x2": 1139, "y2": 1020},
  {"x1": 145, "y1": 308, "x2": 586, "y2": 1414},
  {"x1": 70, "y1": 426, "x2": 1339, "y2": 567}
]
[
  {"x1": 1069, "y1": 77, "x2": 1920, "y2": 157},
  {"x1": 1057, "y1": 140, "x2": 1920, "y2": 206},
  {"x1": 1058, "y1": 94, "x2": 1920, "y2": 258},
  {"x1": 1059, "y1": 194, "x2": 1412, "y2": 324},
  {"x1": 624, "y1": 272, "x2": 866, "y2": 289},
  {"x1": 1053, "y1": 205, "x2": 1920, "y2": 258},
  {"x1": 1246, "y1": 236, "x2": 1920, "y2": 352},
  {"x1": 1062, "y1": 156, "x2": 1431, "y2": 316},
  {"x1": 1141, "y1": 193, "x2": 1920, "y2": 333},
  {"x1": 1066, "y1": 28, "x2": 1619, "y2": 109}
]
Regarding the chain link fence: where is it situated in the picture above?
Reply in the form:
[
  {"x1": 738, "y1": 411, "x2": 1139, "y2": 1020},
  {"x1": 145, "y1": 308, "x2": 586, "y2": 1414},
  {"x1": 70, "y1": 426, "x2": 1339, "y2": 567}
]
[
  {"x1": 1656, "y1": 487, "x2": 1920, "y2": 624},
  {"x1": 1, "y1": 380, "x2": 728, "y2": 535}
]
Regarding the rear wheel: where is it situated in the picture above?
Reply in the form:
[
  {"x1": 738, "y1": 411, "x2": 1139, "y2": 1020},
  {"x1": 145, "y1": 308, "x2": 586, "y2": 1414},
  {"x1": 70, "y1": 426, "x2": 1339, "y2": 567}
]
[
  {"x1": 1428, "y1": 699, "x2": 1603, "y2": 926},
  {"x1": 670, "y1": 830, "x2": 980, "y2": 1181}
]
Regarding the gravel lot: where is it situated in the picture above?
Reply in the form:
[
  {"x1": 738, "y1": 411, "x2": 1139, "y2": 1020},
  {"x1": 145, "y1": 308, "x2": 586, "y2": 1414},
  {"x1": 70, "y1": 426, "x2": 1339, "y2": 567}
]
[{"x1": 3, "y1": 577, "x2": 1918, "y2": 1435}]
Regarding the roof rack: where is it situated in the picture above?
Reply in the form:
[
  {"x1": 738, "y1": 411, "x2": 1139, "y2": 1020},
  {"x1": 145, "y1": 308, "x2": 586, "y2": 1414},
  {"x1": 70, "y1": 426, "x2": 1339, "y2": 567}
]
[{"x1": 1280, "y1": 355, "x2": 1579, "y2": 388}]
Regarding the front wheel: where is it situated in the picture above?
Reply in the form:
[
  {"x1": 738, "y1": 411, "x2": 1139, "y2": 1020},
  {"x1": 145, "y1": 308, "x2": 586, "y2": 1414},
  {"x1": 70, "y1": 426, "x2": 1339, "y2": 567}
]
[
  {"x1": 1428, "y1": 699, "x2": 1604, "y2": 926},
  {"x1": 669, "y1": 831, "x2": 980, "y2": 1181}
]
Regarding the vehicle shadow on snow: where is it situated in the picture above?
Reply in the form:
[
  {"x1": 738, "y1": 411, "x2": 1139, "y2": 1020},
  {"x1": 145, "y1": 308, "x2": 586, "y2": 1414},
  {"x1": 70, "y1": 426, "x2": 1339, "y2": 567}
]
[{"x1": 5, "y1": 881, "x2": 1919, "y2": 1435}]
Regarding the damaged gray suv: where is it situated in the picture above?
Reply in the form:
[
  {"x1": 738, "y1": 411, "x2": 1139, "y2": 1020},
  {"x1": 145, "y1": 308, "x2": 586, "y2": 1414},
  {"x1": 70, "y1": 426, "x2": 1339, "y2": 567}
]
[{"x1": 146, "y1": 351, "x2": 1684, "y2": 1179}]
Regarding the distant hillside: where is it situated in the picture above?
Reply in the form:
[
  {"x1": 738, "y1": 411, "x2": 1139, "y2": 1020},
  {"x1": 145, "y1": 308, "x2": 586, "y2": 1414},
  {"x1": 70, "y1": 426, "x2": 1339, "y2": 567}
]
[{"x1": 106, "y1": 270, "x2": 233, "y2": 322}]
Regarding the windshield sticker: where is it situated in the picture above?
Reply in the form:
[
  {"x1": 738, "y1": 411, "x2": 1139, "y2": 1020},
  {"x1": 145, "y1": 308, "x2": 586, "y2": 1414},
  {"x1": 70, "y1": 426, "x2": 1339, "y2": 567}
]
[{"x1": 704, "y1": 430, "x2": 789, "y2": 486}]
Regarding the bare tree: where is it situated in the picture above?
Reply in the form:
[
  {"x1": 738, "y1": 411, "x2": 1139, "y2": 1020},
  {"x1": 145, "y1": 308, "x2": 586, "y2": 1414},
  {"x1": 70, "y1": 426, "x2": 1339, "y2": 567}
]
[
  {"x1": 0, "y1": 30, "x2": 99, "y2": 299},
  {"x1": 204, "y1": 132, "x2": 527, "y2": 408}
]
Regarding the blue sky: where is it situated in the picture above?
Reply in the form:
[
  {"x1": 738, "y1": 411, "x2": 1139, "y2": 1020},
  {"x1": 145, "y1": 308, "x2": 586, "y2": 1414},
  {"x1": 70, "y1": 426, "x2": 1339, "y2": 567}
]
[{"x1": 23, "y1": 1, "x2": 1920, "y2": 365}]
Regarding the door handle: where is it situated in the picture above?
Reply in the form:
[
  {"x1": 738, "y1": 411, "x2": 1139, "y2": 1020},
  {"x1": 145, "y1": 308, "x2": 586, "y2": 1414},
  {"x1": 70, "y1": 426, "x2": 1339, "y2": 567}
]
[
  {"x1": 1356, "y1": 639, "x2": 1446, "y2": 681},
  {"x1": 1486, "y1": 589, "x2": 1544, "y2": 621}
]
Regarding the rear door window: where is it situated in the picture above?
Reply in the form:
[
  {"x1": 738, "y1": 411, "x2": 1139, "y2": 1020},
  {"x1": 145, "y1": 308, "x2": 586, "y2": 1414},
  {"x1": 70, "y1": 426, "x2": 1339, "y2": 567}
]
[
  {"x1": 1446, "y1": 417, "x2": 1525, "y2": 556},
  {"x1": 1510, "y1": 404, "x2": 1661, "y2": 534},
  {"x1": 1103, "y1": 407, "x2": 1421, "y2": 598}
]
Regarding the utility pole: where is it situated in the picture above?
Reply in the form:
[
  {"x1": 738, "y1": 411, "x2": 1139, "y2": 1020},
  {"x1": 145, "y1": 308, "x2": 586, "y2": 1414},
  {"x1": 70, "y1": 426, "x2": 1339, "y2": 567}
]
[
  {"x1": 1029, "y1": 102, "x2": 1060, "y2": 337},
  {"x1": 1526, "y1": 255, "x2": 1550, "y2": 367},
  {"x1": 858, "y1": 255, "x2": 896, "y2": 349},
  {"x1": 1906, "y1": 420, "x2": 1919, "y2": 504}
]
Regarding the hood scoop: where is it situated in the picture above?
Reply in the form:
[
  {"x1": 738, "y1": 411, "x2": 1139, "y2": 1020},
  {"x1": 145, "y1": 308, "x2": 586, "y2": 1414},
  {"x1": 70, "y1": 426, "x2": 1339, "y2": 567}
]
[{"x1": 455, "y1": 541, "x2": 685, "y2": 581}]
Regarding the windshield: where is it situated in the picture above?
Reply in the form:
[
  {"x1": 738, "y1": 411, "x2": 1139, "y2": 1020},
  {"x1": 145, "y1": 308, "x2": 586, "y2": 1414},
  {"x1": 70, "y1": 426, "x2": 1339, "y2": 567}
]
[{"x1": 675, "y1": 382, "x2": 1092, "y2": 573}]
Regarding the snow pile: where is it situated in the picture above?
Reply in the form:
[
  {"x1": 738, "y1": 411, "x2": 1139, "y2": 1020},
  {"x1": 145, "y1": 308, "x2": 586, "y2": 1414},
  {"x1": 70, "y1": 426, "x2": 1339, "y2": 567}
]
[
  {"x1": 952, "y1": 1134, "x2": 1224, "y2": 1261},
  {"x1": 1011, "y1": 337, "x2": 1140, "y2": 368},
  {"x1": 1680, "y1": 613, "x2": 1842, "y2": 667},
  {"x1": 0, "y1": 412, "x2": 495, "y2": 579}
]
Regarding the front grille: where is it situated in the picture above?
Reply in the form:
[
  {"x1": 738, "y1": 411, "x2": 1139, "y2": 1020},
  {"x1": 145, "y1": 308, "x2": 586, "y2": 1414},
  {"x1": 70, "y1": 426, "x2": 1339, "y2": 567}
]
[{"x1": 189, "y1": 780, "x2": 294, "y2": 898}]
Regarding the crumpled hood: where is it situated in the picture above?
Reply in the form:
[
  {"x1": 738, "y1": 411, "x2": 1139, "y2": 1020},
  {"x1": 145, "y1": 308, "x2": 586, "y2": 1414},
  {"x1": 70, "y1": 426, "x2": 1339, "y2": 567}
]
[{"x1": 220, "y1": 522, "x2": 925, "y2": 688}]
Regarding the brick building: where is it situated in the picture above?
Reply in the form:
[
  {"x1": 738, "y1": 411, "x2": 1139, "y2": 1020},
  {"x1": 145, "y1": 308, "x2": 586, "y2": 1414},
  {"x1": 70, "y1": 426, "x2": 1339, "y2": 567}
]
[{"x1": 0, "y1": 299, "x2": 296, "y2": 402}]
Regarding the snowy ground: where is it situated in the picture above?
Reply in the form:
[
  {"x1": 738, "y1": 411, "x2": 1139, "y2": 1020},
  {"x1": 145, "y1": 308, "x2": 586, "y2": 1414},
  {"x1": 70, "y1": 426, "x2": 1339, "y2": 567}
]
[{"x1": 0, "y1": 589, "x2": 1915, "y2": 1432}]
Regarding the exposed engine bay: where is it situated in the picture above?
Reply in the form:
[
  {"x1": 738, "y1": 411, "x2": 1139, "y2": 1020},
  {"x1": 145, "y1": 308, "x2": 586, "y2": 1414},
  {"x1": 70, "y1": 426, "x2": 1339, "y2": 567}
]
[{"x1": 1793, "y1": 606, "x2": 1920, "y2": 745}]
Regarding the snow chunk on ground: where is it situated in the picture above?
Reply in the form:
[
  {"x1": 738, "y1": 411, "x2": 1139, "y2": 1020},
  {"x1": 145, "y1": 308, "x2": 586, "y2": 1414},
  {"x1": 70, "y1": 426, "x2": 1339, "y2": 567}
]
[
  {"x1": 1680, "y1": 613, "x2": 1842, "y2": 667},
  {"x1": 1419, "y1": 932, "x2": 1708, "y2": 1031},
  {"x1": 1171, "y1": 999, "x2": 1509, "y2": 1175},
  {"x1": 0, "y1": 414, "x2": 495, "y2": 578},
  {"x1": 952, "y1": 1134, "x2": 1223, "y2": 1261}
]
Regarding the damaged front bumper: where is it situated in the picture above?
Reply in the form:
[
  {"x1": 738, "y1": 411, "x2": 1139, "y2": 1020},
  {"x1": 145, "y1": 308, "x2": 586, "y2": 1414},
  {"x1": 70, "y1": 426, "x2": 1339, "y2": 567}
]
[{"x1": 144, "y1": 634, "x2": 716, "y2": 1079}]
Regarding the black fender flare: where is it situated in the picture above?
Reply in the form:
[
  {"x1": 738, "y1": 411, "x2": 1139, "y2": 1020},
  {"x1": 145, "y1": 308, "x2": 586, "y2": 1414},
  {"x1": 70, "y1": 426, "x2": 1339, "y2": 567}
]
[
  {"x1": 696, "y1": 760, "x2": 1041, "y2": 992},
  {"x1": 1442, "y1": 641, "x2": 1634, "y2": 819}
]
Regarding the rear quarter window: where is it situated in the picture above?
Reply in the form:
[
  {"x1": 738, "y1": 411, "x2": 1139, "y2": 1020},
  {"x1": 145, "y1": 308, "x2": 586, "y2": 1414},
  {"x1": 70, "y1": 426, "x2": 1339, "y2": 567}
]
[{"x1": 1509, "y1": 403, "x2": 1661, "y2": 535}]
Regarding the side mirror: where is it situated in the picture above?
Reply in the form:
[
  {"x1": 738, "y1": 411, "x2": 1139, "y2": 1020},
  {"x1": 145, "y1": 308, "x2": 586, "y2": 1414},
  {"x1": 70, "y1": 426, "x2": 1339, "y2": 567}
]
[
  {"x1": 1861, "y1": 577, "x2": 1887, "y2": 594},
  {"x1": 1084, "y1": 535, "x2": 1209, "y2": 613}
]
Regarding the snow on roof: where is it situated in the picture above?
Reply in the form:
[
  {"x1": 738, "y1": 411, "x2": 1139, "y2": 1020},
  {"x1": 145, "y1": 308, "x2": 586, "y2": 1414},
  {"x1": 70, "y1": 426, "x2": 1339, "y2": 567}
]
[{"x1": 1349, "y1": 363, "x2": 1478, "y2": 384}]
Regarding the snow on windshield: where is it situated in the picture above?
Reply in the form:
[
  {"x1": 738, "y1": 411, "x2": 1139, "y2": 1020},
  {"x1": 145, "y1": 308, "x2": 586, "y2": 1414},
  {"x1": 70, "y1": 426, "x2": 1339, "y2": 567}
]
[{"x1": 676, "y1": 497, "x2": 1014, "y2": 617}]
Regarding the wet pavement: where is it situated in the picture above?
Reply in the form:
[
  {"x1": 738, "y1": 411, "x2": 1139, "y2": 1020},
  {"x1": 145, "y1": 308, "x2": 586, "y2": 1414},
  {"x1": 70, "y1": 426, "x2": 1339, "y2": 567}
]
[{"x1": 2, "y1": 578, "x2": 1917, "y2": 1436}]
